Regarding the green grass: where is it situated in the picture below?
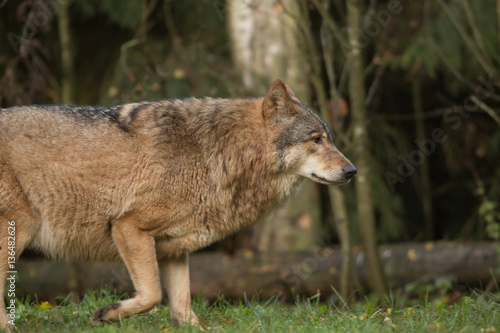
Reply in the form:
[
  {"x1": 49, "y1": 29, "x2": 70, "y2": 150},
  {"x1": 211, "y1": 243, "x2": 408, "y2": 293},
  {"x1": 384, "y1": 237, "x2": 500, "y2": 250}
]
[{"x1": 6, "y1": 290, "x2": 500, "y2": 332}]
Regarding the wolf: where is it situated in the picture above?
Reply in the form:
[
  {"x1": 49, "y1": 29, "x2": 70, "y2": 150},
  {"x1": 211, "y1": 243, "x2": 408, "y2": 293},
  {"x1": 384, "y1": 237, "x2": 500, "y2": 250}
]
[{"x1": 0, "y1": 80, "x2": 356, "y2": 328}]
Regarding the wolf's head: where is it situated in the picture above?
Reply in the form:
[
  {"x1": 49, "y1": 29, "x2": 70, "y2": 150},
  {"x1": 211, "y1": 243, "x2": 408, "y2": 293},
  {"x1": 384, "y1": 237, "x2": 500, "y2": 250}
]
[{"x1": 263, "y1": 80, "x2": 356, "y2": 185}]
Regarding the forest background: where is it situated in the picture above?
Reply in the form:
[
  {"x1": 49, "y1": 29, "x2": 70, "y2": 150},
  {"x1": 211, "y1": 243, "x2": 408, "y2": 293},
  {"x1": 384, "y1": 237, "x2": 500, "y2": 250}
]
[{"x1": 1, "y1": 0, "x2": 500, "y2": 303}]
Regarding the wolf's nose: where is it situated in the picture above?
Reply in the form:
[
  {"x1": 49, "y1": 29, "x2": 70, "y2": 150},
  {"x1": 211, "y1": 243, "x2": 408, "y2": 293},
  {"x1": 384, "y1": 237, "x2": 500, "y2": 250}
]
[{"x1": 343, "y1": 165, "x2": 357, "y2": 179}]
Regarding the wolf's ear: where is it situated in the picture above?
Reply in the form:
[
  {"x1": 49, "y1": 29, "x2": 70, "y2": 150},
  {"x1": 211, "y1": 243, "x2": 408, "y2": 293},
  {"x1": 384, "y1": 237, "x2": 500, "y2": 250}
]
[
  {"x1": 263, "y1": 79, "x2": 300, "y2": 122},
  {"x1": 285, "y1": 84, "x2": 300, "y2": 103}
]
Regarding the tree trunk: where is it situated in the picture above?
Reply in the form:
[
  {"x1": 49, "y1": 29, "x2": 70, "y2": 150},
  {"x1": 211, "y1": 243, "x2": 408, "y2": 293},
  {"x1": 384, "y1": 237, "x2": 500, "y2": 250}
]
[
  {"x1": 328, "y1": 189, "x2": 354, "y2": 300},
  {"x1": 227, "y1": 0, "x2": 320, "y2": 252},
  {"x1": 412, "y1": 77, "x2": 434, "y2": 240},
  {"x1": 346, "y1": 0, "x2": 388, "y2": 300},
  {"x1": 57, "y1": 1, "x2": 80, "y2": 302},
  {"x1": 16, "y1": 242, "x2": 500, "y2": 303},
  {"x1": 300, "y1": 0, "x2": 355, "y2": 302},
  {"x1": 57, "y1": 0, "x2": 75, "y2": 104},
  {"x1": 227, "y1": 0, "x2": 310, "y2": 98}
]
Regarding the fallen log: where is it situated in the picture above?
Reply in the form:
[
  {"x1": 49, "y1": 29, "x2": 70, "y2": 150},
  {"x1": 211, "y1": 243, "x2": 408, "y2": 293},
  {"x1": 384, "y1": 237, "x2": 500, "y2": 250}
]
[{"x1": 13, "y1": 242, "x2": 500, "y2": 302}]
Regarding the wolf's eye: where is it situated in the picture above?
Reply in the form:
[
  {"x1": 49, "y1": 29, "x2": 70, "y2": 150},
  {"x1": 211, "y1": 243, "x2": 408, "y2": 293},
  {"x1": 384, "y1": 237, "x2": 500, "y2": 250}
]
[{"x1": 312, "y1": 136, "x2": 322, "y2": 144}]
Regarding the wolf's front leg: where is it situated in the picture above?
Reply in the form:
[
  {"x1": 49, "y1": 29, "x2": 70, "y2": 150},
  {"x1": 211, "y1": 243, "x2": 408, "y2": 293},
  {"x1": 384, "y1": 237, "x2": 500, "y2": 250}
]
[
  {"x1": 159, "y1": 253, "x2": 199, "y2": 326},
  {"x1": 94, "y1": 221, "x2": 163, "y2": 321}
]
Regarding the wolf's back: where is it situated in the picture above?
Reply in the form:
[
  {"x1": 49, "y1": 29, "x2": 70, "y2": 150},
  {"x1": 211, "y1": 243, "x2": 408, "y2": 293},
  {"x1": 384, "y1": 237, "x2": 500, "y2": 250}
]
[{"x1": 0, "y1": 104, "x2": 130, "y2": 136}]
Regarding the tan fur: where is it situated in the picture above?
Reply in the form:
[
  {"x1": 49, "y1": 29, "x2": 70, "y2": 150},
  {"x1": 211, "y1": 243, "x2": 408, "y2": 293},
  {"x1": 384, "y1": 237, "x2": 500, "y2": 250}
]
[{"x1": 0, "y1": 80, "x2": 355, "y2": 328}]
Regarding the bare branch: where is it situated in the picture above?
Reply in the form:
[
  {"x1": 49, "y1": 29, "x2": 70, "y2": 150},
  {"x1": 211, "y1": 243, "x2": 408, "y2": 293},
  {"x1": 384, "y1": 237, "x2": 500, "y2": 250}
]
[
  {"x1": 372, "y1": 107, "x2": 453, "y2": 121},
  {"x1": 461, "y1": 0, "x2": 494, "y2": 71},
  {"x1": 470, "y1": 95, "x2": 500, "y2": 126},
  {"x1": 309, "y1": 0, "x2": 347, "y2": 45},
  {"x1": 164, "y1": 0, "x2": 183, "y2": 51},
  {"x1": 498, "y1": 0, "x2": 500, "y2": 46},
  {"x1": 437, "y1": 0, "x2": 498, "y2": 80},
  {"x1": 363, "y1": 0, "x2": 377, "y2": 32},
  {"x1": 424, "y1": 2, "x2": 500, "y2": 102},
  {"x1": 120, "y1": 38, "x2": 142, "y2": 82},
  {"x1": 364, "y1": 64, "x2": 385, "y2": 107},
  {"x1": 319, "y1": 1, "x2": 347, "y2": 144},
  {"x1": 320, "y1": 21, "x2": 341, "y2": 101},
  {"x1": 120, "y1": 0, "x2": 156, "y2": 82}
]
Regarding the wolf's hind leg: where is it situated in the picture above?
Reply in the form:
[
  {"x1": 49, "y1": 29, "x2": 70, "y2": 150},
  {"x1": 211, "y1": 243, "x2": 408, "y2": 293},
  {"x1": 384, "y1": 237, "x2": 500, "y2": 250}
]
[
  {"x1": 159, "y1": 253, "x2": 199, "y2": 326},
  {"x1": 94, "y1": 220, "x2": 162, "y2": 321}
]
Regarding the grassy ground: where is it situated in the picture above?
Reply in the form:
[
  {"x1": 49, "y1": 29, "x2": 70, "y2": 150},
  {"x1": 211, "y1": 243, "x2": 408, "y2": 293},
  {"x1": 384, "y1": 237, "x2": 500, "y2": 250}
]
[{"x1": 6, "y1": 290, "x2": 500, "y2": 332}]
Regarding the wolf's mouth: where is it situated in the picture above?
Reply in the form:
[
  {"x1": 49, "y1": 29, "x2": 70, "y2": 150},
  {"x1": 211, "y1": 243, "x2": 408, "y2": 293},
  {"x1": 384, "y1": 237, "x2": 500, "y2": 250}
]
[{"x1": 311, "y1": 173, "x2": 340, "y2": 184}]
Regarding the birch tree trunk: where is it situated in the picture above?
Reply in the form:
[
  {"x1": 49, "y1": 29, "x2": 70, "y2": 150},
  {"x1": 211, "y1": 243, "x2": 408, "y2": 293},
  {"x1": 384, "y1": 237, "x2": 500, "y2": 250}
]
[
  {"x1": 228, "y1": 0, "x2": 309, "y2": 98},
  {"x1": 346, "y1": 0, "x2": 388, "y2": 300},
  {"x1": 227, "y1": 0, "x2": 320, "y2": 252}
]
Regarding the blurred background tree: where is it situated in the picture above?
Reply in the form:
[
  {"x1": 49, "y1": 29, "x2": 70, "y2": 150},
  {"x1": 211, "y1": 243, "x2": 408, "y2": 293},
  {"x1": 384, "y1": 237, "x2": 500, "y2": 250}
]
[{"x1": 1, "y1": 0, "x2": 500, "y2": 301}]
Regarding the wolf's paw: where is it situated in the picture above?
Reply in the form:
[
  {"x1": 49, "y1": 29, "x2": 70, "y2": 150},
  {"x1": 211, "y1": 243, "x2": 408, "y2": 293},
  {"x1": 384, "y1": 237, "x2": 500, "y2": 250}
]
[
  {"x1": 93, "y1": 302, "x2": 121, "y2": 322},
  {"x1": 0, "y1": 323, "x2": 13, "y2": 332}
]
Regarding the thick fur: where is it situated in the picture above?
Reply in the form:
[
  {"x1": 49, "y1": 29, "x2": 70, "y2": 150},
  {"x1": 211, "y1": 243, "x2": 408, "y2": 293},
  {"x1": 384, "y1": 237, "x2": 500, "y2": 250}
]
[{"x1": 0, "y1": 80, "x2": 355, "y2": 327}]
